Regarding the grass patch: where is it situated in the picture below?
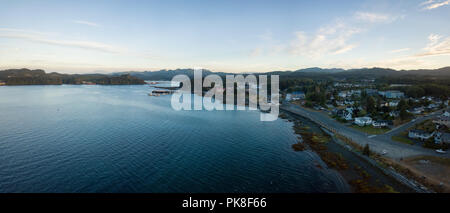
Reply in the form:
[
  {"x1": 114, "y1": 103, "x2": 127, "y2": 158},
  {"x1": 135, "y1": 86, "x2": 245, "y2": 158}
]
[
  {"x1": 350, "y1": 125, "x2": 390, "y2": 135},
  {"x1": 406, "y1": 156, "x2": 450, "y2": 166},
  {"x1": 393, "y1": 118, "x2": 412, "y2": 127},
  {"x1": 414, "y1": 120, "x2": 436, "y2": 132},
  {"x1": 391, "y1": 132, "x2": 415, "y2": 145}
]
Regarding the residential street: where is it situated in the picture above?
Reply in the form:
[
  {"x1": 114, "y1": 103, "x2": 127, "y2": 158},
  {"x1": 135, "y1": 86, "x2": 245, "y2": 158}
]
[
  {"x1": 382, "y1": 108, "x2": 447, "y2": 137},
  {"x1": 281, "y1": 103, "x2": 450, "y2": 159}
]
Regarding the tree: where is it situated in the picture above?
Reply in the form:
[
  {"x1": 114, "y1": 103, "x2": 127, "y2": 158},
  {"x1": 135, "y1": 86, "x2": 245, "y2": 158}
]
[
  {"x1": 361, "y1": 90, "x2": 368, "y2": 99},
  {"x1": 400, "y1": 109, "x2": 412, "y2": 121},
  {"x1": 363, "y1": 144, "x2": 370, "y2": 156},
  {"x1": 365, "y1": 96, "x2": 376, "y2": 115},
  {"x1": 357, "y1": 109, "x2": 367, "y2": 117},
  {"x1": 397, "y1": 99, "x2": 408, "y2": 111}
]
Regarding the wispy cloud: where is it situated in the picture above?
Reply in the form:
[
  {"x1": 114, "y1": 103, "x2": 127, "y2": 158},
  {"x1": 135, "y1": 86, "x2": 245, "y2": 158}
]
[
  {"x1": 416, "y1": 34, "x2": 450, "y2": 57},
  {"x1": 0, "y1": 28, "x2": 53, "y2": 36},
  {"x1": 0, "y1": 28, "x2": 123, "y2": 53},
  {"x1": 289, "y1": 21, "x2": 361, "y2": 58},
  {"x1": 287, "y1": 11, "x2": 402, "y2": 58},
  {"x1": 421, "y1": 0, "x2": 450, "y2": 10},
  {"x1": 354, "y1": 12, "x2": 394, "y2": 23},
  {"x1": 420, "y1": 0, "x2": 435, "y2": 5},
  {"x1": 73, "y1": 20, "x2": 100, "y2": 27},
  {"x1": 389, "y1": 48, "x2": 410, "y2": 53},
  {"x1": 249, "y1": 47, "x2": 263, "y2": 57}
]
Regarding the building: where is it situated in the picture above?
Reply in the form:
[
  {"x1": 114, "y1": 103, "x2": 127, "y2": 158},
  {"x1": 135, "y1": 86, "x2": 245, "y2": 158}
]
[
  {"x1": 426, "y1": 103, "x2": 438, "y2": 109},
  {"x1": 372, "y1": 120, "x2": 389, "y2": 128},
  {"x1": 81, "y1": 81, "x2": 96, "y2": 85},
  {"x1": 410, "y1": 107, "x2": 424, "y2": 114},
  {"x1": 354, "y1": 117, "x2": 373, "y2": 126},
  {"x1": 379, "y1": 90, "x2": 404, "y2": 99},
  {"x1": 389, "y1": 100, "x2": 400, "y2": 107},
  {"x1": 337, "y1": 107, "x2": 353, "y2": 121},
  {"x1": 389, "y1": 111, "x2": 399, "y2": 117},
  {"x1": 338, "y1": 91, "x2": 350, "y2": 98},
  {"x1": 435, "y1": 132, "x2": 450, "y2": 144},
  {"x1": 351, "y1": 90, "x2": 361, "y2": 96},
  {"x1": 285, "y1": 94, "x2": 292, "y2": 101},
  {"x1": 291, "y1": 91, "x2": 305, "y2": 100},
  {"x1": 338, "y1": 90, "x2": 360, "y2": 99},
  {"x1": 433, "y1": 115, "x2": 450, "y2": 127},
  {"x1": 408, "y1": 129, "x2": 435, "y2": 141},
  {"x1": 364, "y1": 89, "x2": 378, "y2": 95},
  {"x1": 0, "y1": 81, "x2": 5, "y2": 86}
]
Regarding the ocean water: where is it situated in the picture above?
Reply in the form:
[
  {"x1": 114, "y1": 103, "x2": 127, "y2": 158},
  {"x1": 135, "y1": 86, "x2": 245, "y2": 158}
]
[{"x1": 0, "y1": 85, "x2": 347, "y2": 192}]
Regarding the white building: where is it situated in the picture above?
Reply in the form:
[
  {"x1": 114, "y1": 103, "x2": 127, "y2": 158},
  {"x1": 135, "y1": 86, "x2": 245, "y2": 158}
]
[
  {"x1": 291, "y1": 91, "x2": 305, "y2": 100},
  {"x1": 354, "y1": 117, "x2": 373, "y2": 126},
  {"x1": 285, "y1": 94, "x2": 292, "y2": 101},
  {"x1": 372, "y1": 120, "x2": 389, "y2": 128},
  {"x1": 389, "y1": 100, "x2": 399, "y2": 107},
  {"x1": 337, "y1": 107, "x2": 353, "y2": 121},
  {"x1": 408, "y1": 130, "x2": 435, "y2": 141}
]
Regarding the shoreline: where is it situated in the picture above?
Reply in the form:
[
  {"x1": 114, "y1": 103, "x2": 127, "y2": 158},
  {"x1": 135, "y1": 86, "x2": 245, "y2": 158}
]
[{"x1": 280, "y1": 110, "x2": 418, "y2": 193}]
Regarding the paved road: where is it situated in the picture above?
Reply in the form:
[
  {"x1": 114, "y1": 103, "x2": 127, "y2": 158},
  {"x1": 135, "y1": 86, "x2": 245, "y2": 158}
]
[
  {"x1": 281, "y1": 103, "x2": 450, "y2": 159},
  {"x1": 382, "y1": 108, "x2": 446, "y2": 137}
]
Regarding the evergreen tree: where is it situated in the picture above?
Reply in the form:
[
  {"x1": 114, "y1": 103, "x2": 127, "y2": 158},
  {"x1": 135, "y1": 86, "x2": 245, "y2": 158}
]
[{"x1": 363, "y1": 144, "x2": 370, "y2": 156}]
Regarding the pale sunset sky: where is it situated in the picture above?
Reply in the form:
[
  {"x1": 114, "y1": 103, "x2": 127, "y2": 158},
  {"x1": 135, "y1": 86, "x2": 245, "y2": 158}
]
[{"x1": 0, "y1": 0, "x2": 449, "y2": 73}]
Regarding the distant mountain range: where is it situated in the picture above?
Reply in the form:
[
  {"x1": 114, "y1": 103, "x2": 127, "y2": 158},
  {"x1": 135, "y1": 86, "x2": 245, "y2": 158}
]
[
  {"x1": 114, "y1": 66, "x2": 450, "y2": 80},
  {"x1": 112, "y1": 69, "x2": 231, "y2": 80},
  {"x1": 1, "y1": 66, "x2": 449, "y2": 85}
]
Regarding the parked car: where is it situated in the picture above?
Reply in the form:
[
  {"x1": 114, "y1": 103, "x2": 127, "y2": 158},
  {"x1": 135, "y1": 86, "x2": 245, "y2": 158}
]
[{"x1": 436, "y1": 149, "x2": 447, "y2": 154}]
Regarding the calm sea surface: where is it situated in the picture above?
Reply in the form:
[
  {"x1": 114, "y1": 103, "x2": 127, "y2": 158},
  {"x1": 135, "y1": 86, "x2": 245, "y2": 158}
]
[{"x1": 0, "y1": 85, "x2": 347, "y2": 192}]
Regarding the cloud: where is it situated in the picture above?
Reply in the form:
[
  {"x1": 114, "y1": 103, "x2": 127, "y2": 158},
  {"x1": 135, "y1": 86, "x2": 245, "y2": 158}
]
[
  {"x1": 288, "y1": 11, "x2": 402, "y2": 58},
  {"x1": 420, "y1": 0, "x2": 435, "y2": 5},
  {"x1": 0, "y1": 28, "x2": 53, "y2": 36},
  {"x1": 257, "y1": 30, "x2": 273, "y2": 41},
  {"x1": 249, "y1": 47, "x2": 263, "y2": 57},
  {"x1": 354, "y1": 12, "x2": 393, "y2": 23},
  {"x1": 73, "y1": 20, "x2": 100, "y2": 27},
  {"x1": 0, "y1": 28, "x2": 123, "y2": 53},
  {"x1": 416, "y1": 34, "x2": 450, "y2": 57},
  {"x1": 289, "y1": 21, "x2": 361, "y2": 58},
  {"x1": 389, "y1": 48, "x2": 410, "y2": 53},
  {"x1": 421, "y1": 0, "x2": 450, "y2": 10}
]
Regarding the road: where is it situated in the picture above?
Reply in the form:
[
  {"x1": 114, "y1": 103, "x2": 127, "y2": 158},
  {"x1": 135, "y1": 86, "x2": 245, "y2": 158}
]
[
  {"x1": 281, "y1": 103, "x2": 450, "y2": 159},
  {"x1": 382, "y1": 109, "x2": 445, "y2": 137}
]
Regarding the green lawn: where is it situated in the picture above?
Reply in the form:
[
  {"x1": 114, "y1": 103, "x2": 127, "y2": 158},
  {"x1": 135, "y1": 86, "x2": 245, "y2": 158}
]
[
  {"x1": 391, "y1": 133, "x2": 415, "y2": 145},
  {"x1": 350, "y1": 125, "x2": 390, "y2": 135}
]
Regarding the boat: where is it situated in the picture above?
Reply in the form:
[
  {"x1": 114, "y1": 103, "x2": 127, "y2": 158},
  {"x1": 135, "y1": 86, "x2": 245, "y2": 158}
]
[{"x1": 148, "y1": 90, "x2": 174, "y2": 97}]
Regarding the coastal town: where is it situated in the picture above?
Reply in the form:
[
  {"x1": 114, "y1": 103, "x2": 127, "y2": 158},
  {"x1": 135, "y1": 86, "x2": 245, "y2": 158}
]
[
  {"x1": 285, "y1": 80, "x2": 449, "y2": 152},
  {"x1": 282, "y1": 77, "x2": 449, "y2": 192}
]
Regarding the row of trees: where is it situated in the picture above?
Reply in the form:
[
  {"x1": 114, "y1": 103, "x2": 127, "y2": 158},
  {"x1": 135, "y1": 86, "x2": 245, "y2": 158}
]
[{"x1": 0, "y1": 69, "x2": 146, "y2": 85}]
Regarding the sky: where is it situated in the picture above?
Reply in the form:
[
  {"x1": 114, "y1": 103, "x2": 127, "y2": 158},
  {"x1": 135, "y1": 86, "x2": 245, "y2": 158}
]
[{"x1": 0, "y1": 0, "x2": 449, "y2": 74}]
